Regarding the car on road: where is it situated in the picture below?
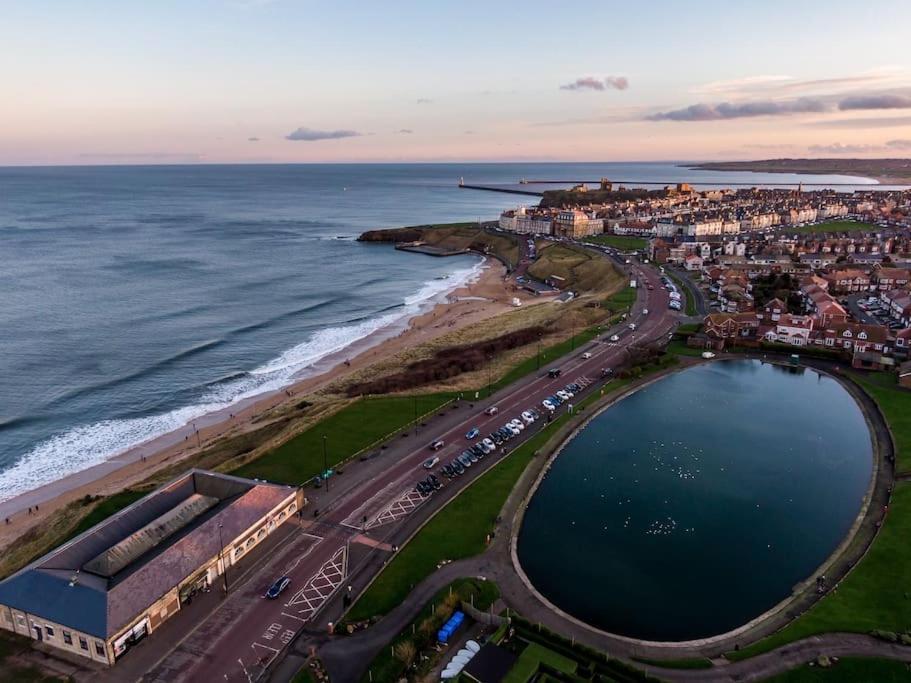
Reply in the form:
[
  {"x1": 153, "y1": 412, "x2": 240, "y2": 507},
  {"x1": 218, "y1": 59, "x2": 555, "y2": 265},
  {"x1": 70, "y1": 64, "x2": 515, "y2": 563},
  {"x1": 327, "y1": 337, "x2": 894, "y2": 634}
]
[
  {"x1": 610, "y1": 334, "x2": 620, "y2": 342},
  {"x1": 547, "y1": 368, "x2": 562, "y2": 378},
  {"x1": 542, "y1": 399, "x2": 555, "y2": 411},
  {"x1": 423, "y1": 456, "x2": 440, "y2": 469},
  {"x1": 429, "y1": 439, "x2": 445, "y2": 451},
  {"x1": 465, "y1": 427, "x2": 480, "y2": 440},
  {"x1": 265, "y1": 576, "x2": 291, "y2": 599},
  {"x1": 482, "y1": 437, "x2": 496, "y2": 451},
  {"x1": 581, "y1": 351, "x2": 592, "y2": 359},
  {"x1": 484, "y1": 406, "x2": 499, "y2": 416},
  {"x1": 642, "y1": 309, "x2": 649, "y2": 315},
  {"x1": 629, "y1": 323, "x2": 637, "y2": 330},
  {"x1": 601, "y1": 367, "x2": 613, "y2": 378}
]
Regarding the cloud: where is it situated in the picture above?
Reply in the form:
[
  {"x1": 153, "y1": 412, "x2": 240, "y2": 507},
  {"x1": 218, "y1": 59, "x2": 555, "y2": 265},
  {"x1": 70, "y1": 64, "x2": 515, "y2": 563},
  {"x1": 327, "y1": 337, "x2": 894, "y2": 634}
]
[
  {"x1": 838, "y1": 94, "x2": 911, "y2": 110},
  {"x1": 808, "y1": 139, "x2": 911, "y2": 154},
  {"x1": 693, "y1": 72, "x2": 899, "y2": 97},
  {"x1": 648, "y1": 98, "x2": 827, "y2": 121},
  {"x1": 396, "y1": 129, "x2": 413, "y2": 134},
  {"x1": 416, "y1": 98, "x2": 433, "y2": 104},
  {"x1": 803, "y1": 115, "x2": 911, "y2": 129},
  {"x1": 285, "y1": 127, "x2": 361, "y2": 141},
  {"x1": 560, "y1": 76, "x2": 629, "y2": 91},
  {"x1": 693, "y1": 75, "x2": 792, "y2": 95},
  {"x1": 248, "y1": 136, "x2": 260, "y2": 142}
]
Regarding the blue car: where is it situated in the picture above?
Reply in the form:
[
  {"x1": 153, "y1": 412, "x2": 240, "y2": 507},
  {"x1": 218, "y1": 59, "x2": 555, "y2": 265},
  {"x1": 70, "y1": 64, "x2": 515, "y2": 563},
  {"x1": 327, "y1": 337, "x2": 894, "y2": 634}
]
[
  {"x1": 265, "y1": 576, "x2": 291, "y2": 599},
  {"x1": 465, "y1": 427, "x2": 480, "y2": 440}
]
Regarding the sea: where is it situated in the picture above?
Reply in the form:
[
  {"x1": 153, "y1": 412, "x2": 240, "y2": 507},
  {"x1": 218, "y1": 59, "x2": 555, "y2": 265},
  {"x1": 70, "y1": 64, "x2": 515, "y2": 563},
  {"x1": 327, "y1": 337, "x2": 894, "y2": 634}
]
[{"x1": 0, "y1": 162, "x2": 889, "y2": 503}]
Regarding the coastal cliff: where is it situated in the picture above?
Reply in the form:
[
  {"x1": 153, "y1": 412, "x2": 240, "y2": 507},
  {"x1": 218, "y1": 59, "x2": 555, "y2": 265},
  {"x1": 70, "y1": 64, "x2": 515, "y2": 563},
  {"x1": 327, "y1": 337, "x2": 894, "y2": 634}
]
[{"x1": 358, "y1": 223, "x2": 520, "y2": 268}]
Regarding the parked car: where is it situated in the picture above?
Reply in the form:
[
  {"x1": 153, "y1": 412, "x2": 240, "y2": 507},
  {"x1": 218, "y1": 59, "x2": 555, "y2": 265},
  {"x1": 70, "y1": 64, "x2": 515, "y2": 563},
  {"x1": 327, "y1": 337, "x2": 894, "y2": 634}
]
[
  {"x1": 423, "y1": 456, "x2": 440, "y2": 469},
  {"x1": 451, "y1": 460, "x2": 465, "y2": 475},
  {"x1": 521, "y1": 411, "x2": 535, "y2": 424},
  {"x1": 509, "y1": 418, "x2": 525, "y2": 431},
  {"x1": 265, "y1": 576, "x2": 291, "y2": 599},
  {"x1": 465, "y1": 427, "x2": 480, "y2": 440},
  {"x1": 457, "y1": 453, "x2": 472, "y2": 468},
  {"x1": 482, "y1": 437, "x2": 496, "y2": 451},
  {"x1": 542, "y1": 399, "x2": 555, "y2": 411}
]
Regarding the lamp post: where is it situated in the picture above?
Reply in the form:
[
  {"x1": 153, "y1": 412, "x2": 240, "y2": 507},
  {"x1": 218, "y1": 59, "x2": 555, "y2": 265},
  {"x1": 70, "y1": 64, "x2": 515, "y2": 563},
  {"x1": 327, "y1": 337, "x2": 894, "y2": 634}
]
[
  {"x1": 217, "y1": 523, "x2": 229, "y2": 594},
  {"x1": 322, "y1": 435, "x2": 329, "y2": 493}
]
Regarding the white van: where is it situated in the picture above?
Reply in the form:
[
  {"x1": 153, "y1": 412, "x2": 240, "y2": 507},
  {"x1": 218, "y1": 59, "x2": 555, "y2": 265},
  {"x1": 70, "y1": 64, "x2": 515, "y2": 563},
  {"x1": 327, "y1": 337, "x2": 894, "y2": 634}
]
[{"x1": 581, "y1": 352, "x2": 592, "y2": 359}]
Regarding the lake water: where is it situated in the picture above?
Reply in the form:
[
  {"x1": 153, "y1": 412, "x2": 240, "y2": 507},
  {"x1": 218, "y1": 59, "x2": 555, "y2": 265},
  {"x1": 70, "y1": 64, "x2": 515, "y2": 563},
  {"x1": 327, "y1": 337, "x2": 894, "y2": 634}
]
[
  {"x1": 517, "y1": 360, "x2": 873, "y2": 641},
  {"x1": 0, "y1": 163, "x2": 883, "y2": 504}
]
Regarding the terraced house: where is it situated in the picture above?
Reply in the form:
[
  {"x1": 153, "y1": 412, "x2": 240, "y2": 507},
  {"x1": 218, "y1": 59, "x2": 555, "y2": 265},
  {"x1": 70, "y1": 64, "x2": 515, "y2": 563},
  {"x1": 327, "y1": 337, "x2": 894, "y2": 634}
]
[{"x1": 0, "y1": 470, "x2": 301, "y2": 665}]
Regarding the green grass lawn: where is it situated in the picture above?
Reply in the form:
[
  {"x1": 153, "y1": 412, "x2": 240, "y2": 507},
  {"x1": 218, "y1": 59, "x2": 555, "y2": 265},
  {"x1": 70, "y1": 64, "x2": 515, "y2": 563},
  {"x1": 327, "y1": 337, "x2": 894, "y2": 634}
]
[
  {"x1": 787, "y1": 221, "x2": 880, "y2": 235},
  {"x1": 358, "y1": 578, "x2": 499, "y2": 683},
  {"x1": 666, "y1": 339, "x2": 706, "y2": 357},
  {"x1": 633, "y1": 655, "x2": 714, "y2": 670},
  {"x1": 583, "y1": 234, "x2": 648, "y2": 251},
  {"x1": 604, "y1": 286, "x2": 637, "y2": 313},
  {"x1": 503, "y1": 642, "x2": 578, "y2": 683},
  {"x1": 232, "y1": 394, "x2": 453, "y2": 485},
  {"x1": 765, "y1": 657, "x2": 911, "y2": 682},
  {"x1": 851, "y1": 371, "x2": 911, "y2": 475},
  {"x1": 729, "y1": 481, "x2": 911, "y2": 661}
]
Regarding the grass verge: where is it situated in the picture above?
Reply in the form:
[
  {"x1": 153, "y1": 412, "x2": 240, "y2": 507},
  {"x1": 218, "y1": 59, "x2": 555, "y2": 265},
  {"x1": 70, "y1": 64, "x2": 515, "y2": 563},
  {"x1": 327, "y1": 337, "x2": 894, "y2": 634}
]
[
  {"x1": 633, "y1": 655, "x2": 714, "y2": 670},
  {"x1": 786, "y1": 221, "x2": 881, "y2": 235},
  {"x1": 583, "y1": 234, "x2": 648, "y2": 251},
  {"x1": 851, "y1": 371, "x2": 911, "y2": 475},
  {"x1": 504, "y1": 642, "x2": 578, "y2": 682},
  {"x1": 764, "y1": 656, "x2": 911, "y2": 682}
]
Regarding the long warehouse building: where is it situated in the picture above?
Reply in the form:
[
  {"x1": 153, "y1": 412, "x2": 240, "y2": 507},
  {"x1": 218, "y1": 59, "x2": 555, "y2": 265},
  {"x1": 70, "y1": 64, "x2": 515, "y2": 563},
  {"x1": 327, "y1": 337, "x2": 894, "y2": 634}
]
[{"x1": 0, "y1": 469, "x2": 302, "y2": 665}]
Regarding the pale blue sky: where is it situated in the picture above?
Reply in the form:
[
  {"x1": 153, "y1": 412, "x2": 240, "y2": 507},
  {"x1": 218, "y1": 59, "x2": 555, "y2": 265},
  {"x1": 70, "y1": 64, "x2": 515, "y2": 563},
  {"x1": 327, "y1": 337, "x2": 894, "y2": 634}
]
[{"x1": 2, "y1": 0, "x2": 910, "y2": 164}]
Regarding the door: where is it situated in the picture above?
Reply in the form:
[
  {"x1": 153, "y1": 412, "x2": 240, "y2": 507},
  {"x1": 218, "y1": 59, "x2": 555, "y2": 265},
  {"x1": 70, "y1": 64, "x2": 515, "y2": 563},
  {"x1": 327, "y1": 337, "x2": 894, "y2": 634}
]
[{"x1": 33, "y1": 625, "x2": 42, "y2": 641}]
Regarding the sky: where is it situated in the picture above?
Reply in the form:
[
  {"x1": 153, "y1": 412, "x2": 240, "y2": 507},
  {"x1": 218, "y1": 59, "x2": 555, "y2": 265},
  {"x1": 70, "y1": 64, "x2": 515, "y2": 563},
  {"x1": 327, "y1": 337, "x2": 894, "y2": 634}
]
[{"x1": 2, "y1": 0, "x2": 911, "y2": 165}]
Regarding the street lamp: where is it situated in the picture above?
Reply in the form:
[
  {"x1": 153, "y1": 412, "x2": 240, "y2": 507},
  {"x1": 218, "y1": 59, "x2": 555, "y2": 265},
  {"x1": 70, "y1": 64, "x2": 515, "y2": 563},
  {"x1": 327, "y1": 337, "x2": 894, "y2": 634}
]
[
  {"x1": 217, "y1": 523, "x2": 229, "y2": 594},
  {"x1": 322, "y1": 435, "x2": 329, "y2": 493}
]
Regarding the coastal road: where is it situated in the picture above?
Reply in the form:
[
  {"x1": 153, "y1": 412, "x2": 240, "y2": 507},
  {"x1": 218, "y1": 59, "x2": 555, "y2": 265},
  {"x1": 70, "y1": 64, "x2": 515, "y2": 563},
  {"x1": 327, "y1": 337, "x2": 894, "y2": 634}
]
[{"x1": 140, "y1": 260, "x2": 679, "y2": 683}]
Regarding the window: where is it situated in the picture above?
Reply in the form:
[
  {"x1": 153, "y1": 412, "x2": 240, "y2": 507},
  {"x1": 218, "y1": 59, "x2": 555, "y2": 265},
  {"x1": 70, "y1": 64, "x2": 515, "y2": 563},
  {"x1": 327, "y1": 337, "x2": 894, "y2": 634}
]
[
  {"x1": 246, "y1": 537, "x2": 255, "y2": 549},
  {"x1": 45, "y1": 626, "x2": 54, "y2": 638},
  {"x1": 234, "y1": 547, "x2": 244, "y2": 560},
  {"x1": 63, "y1": 631, "x2": 72, "y2": 645},
  {"x1": 257, "y1": 529, "x2": 266, "y2": 540},
  {"x1": 79, "y1": 637, "x2": 88, "y2": 651},
  {"x1": 95, "y1": 642, "x2": 105, "y2": 657},
  {"x1": 2, "y1": 611, "x2": 10, "y2": 625},
  {"x1": 15, "y1": 615, "x2": 25, "y2": 628}
]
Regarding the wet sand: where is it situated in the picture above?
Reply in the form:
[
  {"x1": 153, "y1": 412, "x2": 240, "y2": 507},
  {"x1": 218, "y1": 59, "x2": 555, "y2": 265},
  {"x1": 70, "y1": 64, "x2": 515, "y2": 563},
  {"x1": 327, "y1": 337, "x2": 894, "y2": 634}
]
[{"x1": 0, "y1": 258, "x2": 545, "y2": 548}]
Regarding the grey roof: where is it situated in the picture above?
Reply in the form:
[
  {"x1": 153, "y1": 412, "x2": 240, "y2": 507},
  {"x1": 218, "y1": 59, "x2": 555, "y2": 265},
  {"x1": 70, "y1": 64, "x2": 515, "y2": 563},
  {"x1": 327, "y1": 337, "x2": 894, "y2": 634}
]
[{"x1": 0, "y1": 470, "x2": 294, "y2": 639}]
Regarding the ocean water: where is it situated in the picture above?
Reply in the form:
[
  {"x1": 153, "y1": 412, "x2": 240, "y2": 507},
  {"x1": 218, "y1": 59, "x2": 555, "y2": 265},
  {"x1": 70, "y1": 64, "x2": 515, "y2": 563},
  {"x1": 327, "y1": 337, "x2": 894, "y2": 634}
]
[{"x1": 0, "y1": 162, "x2": 884, "y2": 502}]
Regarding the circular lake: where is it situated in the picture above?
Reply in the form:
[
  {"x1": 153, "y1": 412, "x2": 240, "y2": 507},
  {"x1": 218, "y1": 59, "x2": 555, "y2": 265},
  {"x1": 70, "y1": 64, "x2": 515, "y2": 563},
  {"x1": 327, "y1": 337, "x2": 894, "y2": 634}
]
[{"x1": 517, "y1": 360, "x2": 873, "y2": 641}]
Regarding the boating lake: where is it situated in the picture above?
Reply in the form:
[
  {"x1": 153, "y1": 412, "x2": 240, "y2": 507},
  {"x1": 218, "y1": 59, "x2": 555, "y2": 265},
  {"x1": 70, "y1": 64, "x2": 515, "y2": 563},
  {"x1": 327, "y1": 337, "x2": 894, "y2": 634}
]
[{"x1": 517, "y1": 360, "x2": 874, "y2": 641}]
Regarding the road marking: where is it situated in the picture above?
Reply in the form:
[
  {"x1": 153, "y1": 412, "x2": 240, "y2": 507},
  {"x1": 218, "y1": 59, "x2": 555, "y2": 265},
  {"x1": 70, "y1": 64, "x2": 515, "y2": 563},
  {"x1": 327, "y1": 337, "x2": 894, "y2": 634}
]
[
  {"x1": 366, "y1": 486, "x2": 427, "y2": 529},
  {"x1": 284, "y1": 545, "x2": 348, "y2": 622}
]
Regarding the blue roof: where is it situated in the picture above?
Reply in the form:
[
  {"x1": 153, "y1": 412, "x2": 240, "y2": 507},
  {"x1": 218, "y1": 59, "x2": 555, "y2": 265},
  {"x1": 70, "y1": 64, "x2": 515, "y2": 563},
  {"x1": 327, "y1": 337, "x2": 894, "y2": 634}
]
[{"x1": 0, "y1": 570, "x2": 107, "y2": 638}]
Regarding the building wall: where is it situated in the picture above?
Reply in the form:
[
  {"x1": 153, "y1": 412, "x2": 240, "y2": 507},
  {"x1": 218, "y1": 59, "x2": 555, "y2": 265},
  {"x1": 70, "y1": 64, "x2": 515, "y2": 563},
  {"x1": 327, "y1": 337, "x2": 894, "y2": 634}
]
[
  {"x1": 0, "y1": 490, "x2": 300, "y2": 667},
  {"x1": 0, "y1": 605, "x2": 112, "y2": 665}
]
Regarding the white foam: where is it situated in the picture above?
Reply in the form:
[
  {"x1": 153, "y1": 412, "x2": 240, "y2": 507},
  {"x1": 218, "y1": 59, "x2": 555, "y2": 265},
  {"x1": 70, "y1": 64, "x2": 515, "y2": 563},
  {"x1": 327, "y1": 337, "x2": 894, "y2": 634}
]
[{"x1": 0, "y1": 257, "x2": 486, "y2": 503}]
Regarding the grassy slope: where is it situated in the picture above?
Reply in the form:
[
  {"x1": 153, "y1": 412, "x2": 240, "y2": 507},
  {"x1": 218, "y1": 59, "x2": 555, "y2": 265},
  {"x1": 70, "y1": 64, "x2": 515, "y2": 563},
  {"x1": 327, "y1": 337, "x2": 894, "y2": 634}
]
[
  {"x1": 233, "y1": 394, "x2": 453, "y2": 484},
  {"x1": 764, "y1": 657, "x2": 911, "y2": 682},
  {"x1": 852, "y1": 372, "x2": 911, "y2": 475},
  {"x1": 529, "y1": 242, "x2": 624, "y2": 293},
  {"x1": 583, "y1": 234, "x2": 648, "y2": 250}
]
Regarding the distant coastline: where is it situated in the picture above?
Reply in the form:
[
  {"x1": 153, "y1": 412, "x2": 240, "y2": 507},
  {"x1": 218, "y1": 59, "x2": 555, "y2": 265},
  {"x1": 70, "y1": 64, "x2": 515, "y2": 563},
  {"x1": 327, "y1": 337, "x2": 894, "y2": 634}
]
[{"x1": 686, "y1": 158, "x2": 911, "y2": 184}]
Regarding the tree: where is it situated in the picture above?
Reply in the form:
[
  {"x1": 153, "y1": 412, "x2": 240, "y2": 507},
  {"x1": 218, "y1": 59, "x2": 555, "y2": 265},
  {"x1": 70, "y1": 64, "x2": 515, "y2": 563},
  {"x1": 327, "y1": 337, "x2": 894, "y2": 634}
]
[{"x1": 393, "y1": 640, "x2": 417, "y2": 668}]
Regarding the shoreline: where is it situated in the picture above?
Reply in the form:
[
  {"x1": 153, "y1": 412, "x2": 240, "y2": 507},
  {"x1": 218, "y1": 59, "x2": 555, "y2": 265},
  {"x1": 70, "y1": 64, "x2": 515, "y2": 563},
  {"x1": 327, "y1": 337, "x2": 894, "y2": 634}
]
[{"x1": 0, "y1": 255, "x2": 542, "y2": 546}]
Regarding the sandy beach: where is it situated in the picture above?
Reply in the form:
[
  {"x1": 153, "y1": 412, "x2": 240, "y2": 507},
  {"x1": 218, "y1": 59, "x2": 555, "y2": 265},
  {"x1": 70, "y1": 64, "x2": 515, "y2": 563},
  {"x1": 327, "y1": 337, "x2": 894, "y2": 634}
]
[{"x1": 0, "y1": 257, "x2": 542, "y2": 549}]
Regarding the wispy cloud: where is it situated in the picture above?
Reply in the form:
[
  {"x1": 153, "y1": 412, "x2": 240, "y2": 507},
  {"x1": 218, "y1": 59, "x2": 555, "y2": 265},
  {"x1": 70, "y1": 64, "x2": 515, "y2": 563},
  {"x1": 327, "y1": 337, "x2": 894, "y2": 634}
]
[
  {"x1": 808, "y1": 139, "x2": 911, "y2": 154},
  {"x1": 693, "y1": 71, "x2": 901, "y2": 97},
  {"x1": 248, "y1": 136, "x2": 260, "y2": 142},
  {"x1": 839, "y1": 94, "x2": 911, "y2": 110},
  {"x1": 560, "y1": 76, "x2": 629, "y2": 92},
  {"x1": 285, "y1": 127, "x2": 361, "y2": 141},
  {"x1": 416, "y1": 98, "x2": 433, "y2": 104},
  {"x1": 648, "y1": 98, "x2": 826, "y2": 121},
  {"x1": 693, "y1": 75, "x2": 792, "y2": 95},
  {"x1": 803, "y1": 115, "x2": 911, "y2": 129},
  {"x1": 396, "y1": 128, "x2": 413, "y2": 134}
]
